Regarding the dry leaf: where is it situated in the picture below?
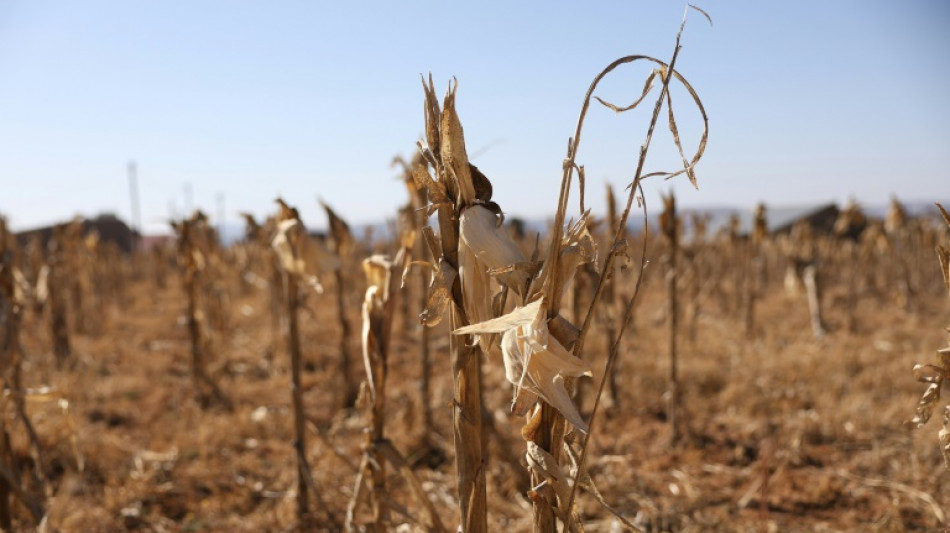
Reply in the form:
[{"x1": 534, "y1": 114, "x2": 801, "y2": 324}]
[
  {"x1": 455, "y1": 297, "x2": 592, "y2": 432},
  {"x1": 440, "y1": 80, "x2": 475, "y2": 206}
]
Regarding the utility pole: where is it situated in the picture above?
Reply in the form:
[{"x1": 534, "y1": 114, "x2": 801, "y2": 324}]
[
  {"x1": 184, "y1": 182, "x2": 194, "y2": 215},
  {"x1": 128, "y1": 160, "x2": 142, "y2": 253},
  {"x1": 168, "y1": 198, "x2": 179, "y2": 222},
  {"x1": 216, "y1": 192, "x2": 225, "y2": 244}
]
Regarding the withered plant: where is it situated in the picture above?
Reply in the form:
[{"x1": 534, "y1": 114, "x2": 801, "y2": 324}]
[
  {"x1": 150, "y1": 239, "x2": 169, "y2": 290},
  {"x1": 345, "y1": 249, "x2": 446, "y2": 533},
  {"x1": 321, "y1": 200, "x2": 360, "y2": 408},
  {"x1": 529, "y1": 6, "x2": 708, "y2": 529},
  {"x1": 887, "y1": 196, "x2": 915, "y2": 310},
  {"x1": 416, "y1": 6, "x2": 710, "y2": 531},
  {"x1": 782, "y1": 220, "x2": 827, "y2": 339},
  {"x1": 46, "y1": 225, "x2": 72, "y2": 367},
  {"x1": 683, "y1": 212, "x2": 709, "y2": 344},
  {"x1": 60, "y1": 220, "x2": 89, "y2": 337},
  {"x1": 909, "y1": 203, "x2": 950, "y2": 467},
  {"x1": 833, "y1": 200, "x2": 868, "y2": 333},
  {"x1": 0, "y1": 218, "x2": 46, "y2": 529},
  {"x1": 240, "y1": 211, "x2": 288, "y2": 344},
  {"x1": 660, "y1": 191, "x2": 681, "y2": 443},
  {"x1": 171, "y1": 211, "x2": 231, "y2": 409},
  {"x1": 744, "y1": 203, "x2": 769, "y2": 339},
  {"x1": 270, "y1": 199, "x2": 330, "y2": 528},
  {"x1": 270, "y1": 198, "x2": 355, "y2": 527},
  {"x1": 393, "y1": 153, "x2": 437, "y2": 441},
  {"x1": 412, "y1": 78, "x2": 505, "y2": 532},
  {"x1": 600, "y1": 184, "x2": 623, "y2": 408},
  {"x1": 78, "y1": 232, "x2": 105, "y2": 337}
]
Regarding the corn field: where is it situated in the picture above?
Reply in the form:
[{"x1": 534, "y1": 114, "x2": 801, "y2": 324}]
[{"x1": 1, "y1": 12, "x2": 949, "y2": 533}]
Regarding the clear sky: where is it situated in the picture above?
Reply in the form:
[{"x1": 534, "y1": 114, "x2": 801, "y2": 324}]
[{"x1": 1, "y1": 1, "x2": 947, "y2": 234}]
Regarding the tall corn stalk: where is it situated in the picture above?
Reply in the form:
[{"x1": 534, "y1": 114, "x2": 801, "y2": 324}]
[
  {"x1": 660, "y1": 192, "x2": 680, "y2": 443},
  {"x1": 784, "y1": 221, "x2": 826, "y2": 338},
  {"x1": 908, "y1": 203, "x2": 950, "y2": 468},
  {"x1": 172, "y1": 212, "x2": 231, "y2": 409},
  {"x1": 394, "y1": 153, "x2": 437, "y2": 442},
  {"x1": 80, "y1": 233, "x2": 105, "y2": 337},
  {"x1": 240, "y1": 212, "x2": 287, "y2": 348},
  {"x1": 412, "y1": 9, "x2": 708, "y2": 531},
  {"x1": 413, "y1": 78, "x2": 492, "y2": 532},
  {"x1": 685, "y1": 213, "x2": 709, "y2": 343},
  {"x1": 59, "y1": 219, "x2": 88, "y2": 337},
  {"x1": 270, "y1": 199, "x2": 327, "y2": 527},
  {"x1": 0, "y1": 218, "x2": 46, "y2": 528},
  {"x1": 151, "y1": 241, "x2": 168, "y2": 290},
  {"x1": 345, "y1": 248, "x2": 446, "y2": 533},
  {"x1": 0, "y1": 219, "x2": 19, "y2": 530},
  {"x1": 361, "y1": 255, "x2": 397, "y2": 531},
  {"x1": 452, "y1": 5, "x2": 709, "y2": 525},
  {"x1": 546, "y1": 7, "x2": 709, "y2": 529},
  {"x1": 745, "y1": 203, "x2": 768, "y2": 339},
  {"x1": 833, "y1": 201, "x2": 867, "y2": 333},
  {"x1": 47, "y1": 226, "x2": 72, "y2": 367},
  {"x1": 602, "y1": 184, "x2": 623, "y2": 408},
  {"x1": 886, "y1": 197, "x2": 914, "y2": 310},
  {"x1": 321, "y1": 201, "x2": 359, "y2": 408}
]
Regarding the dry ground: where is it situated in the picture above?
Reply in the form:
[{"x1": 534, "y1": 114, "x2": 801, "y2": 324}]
[{"x1": 7, "y1": 260, "x2": 950, "y2": 532}]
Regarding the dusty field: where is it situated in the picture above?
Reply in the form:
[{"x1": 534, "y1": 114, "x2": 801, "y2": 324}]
[{"x1": 6, "y1": 248, "x2": 950, "y2": 533}]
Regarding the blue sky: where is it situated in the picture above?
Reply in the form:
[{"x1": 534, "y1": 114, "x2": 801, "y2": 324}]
[{"x1": 1, "y1": 1, "x2": 947, "y2": 234}]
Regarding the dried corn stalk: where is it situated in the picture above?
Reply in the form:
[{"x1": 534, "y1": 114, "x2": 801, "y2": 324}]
[
  {"x1": 321, "y1": 200, "x2": 359, "y2": 408},
  {"x1": 601, "y1": 184, "x2": 623, "y2": 408},
  {"x1": 744, "y1": 203, "x2": 768, "y2": 339},
  {"x1": 660, "y1": 191, "x2": 681, "y2": 443},
  {"x1": 0, "y1": 217, "x2": 46, "y2": 528},
  {"x1": 834, "y1": 201, "x2": 867, "y2": 332},
  {"x1": 556, "y1": 7, "x2": 709, "y2": 531},
  {"x1": 886, "y1": 196, "x2": 915, "y2": 310},
  {"x1": 684, "y1": 213, "x2": 709, "y2": 343},
  {"x1": 420, "y1": 8, "x2": 709, "y2": 531},
  {"x1": 455, "y1": 180, "x2": 600, "y2": 533},
  {"x1": 269, "y1": 199, "x2": 330, "y2": 527},
  {"x1": 358, "y1": 255, "x2": 397, "y2": 531},
  {"x1": 46, "y1": 225, "x2": 72, "y2": 367},
  {"x1": 909, "y1": 203, "x2": 950, "y2": 467},
  {"x1": 414, "y1": 77, "x2": 538, "y2": 532},
  {"x1": 171, "y1": 211, "x2": 231, "y2": 408},
  {"x1": 394, "y1": 153, "x2": 437, "y2": 441},
  {"x1": 346, "y1": 249, "x2": 446, "y2": 533},
  {"x1": 239, "y1": 211, "x2": 289, "y2": 342}
]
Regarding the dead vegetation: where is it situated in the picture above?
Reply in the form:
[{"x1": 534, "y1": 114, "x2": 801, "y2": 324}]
[
  {"x1": 0, "y1": 192, "x2": 948, "y2": 532},
  {"x1": 1, "y1": 6, "x2": 949, "y2": 533}
]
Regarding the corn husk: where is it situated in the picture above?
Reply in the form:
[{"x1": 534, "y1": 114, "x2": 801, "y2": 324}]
[
  {"x1": 361, "y1": 255, "x2": 393, "y2": 398},
  {"x1": 455, "y1": 297, "x2": 592, "y2": 433},
  {"x1": 271, "y1": 217, "x2": 339, "y2": 293},
  {"x1": 458, "y1": 204, "x2": 528, "y2": 340}
]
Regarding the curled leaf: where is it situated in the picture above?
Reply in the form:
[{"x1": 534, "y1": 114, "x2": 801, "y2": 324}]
[
  {"x1": 937, "y1": 202, "x2": 950, "y2": 228},
  {"x1": 594, "y1": 69, "x2": 659, "y2": 114},
  {"x1": 914, "y1": 363, "x2": 949, "y2": 384},
  {"x1": 420, "y1": 259, "x2": 456, "y2": 327},
  {"x1": 526, "y1": 441, "x2": 574, "y2": 516},
  {"x1": 937, "y1": 245, "x2": 949, "y2": 293},
  {"x1": 910, "y1": 382, "x2": 942, "y2": 429}
]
